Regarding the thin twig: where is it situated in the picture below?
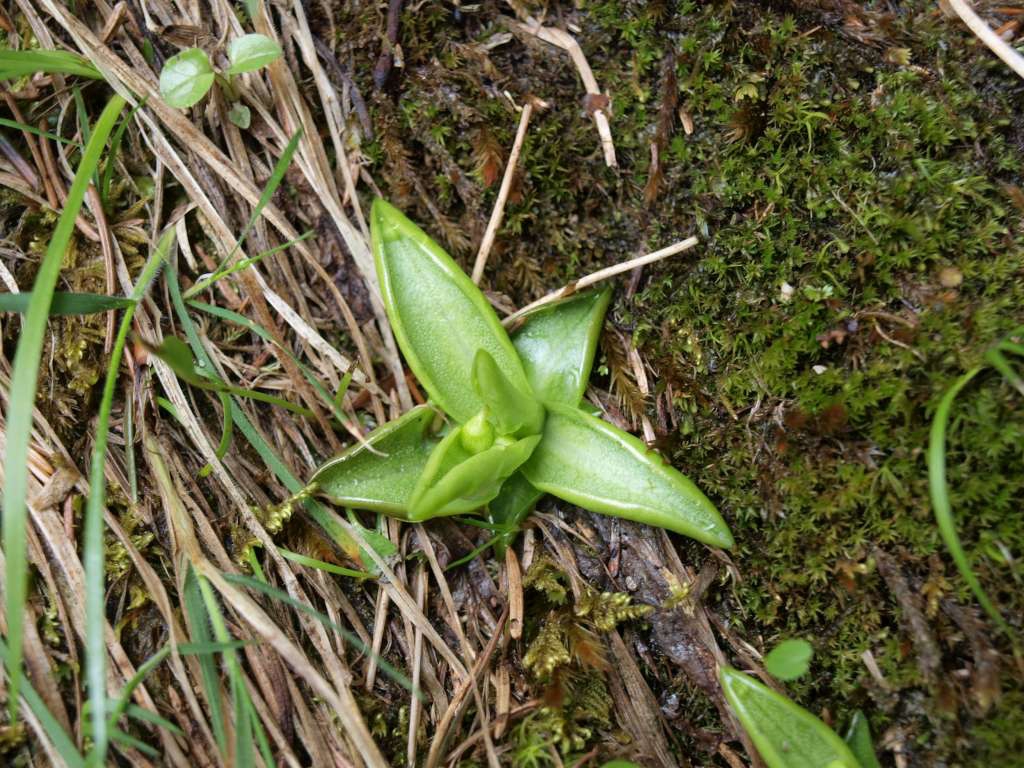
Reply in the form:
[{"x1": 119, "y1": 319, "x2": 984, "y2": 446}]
[
  {"x1": 471, "y1": 100, "x2": 535, "y2": 284},
  {"x1": 503, "y1": 236, "x2": 698, "y2": 324},
  {"x1": 510, "y1": 17, "x2": 617, "y2": 166}
]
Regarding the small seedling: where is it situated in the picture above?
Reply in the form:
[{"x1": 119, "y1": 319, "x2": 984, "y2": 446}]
[
  {"x1": 159, "y1": 33, "x2": 281, "y2": 125},
  {"x1": 308, "y1": 201, "x2": 734, "y2": 550}
]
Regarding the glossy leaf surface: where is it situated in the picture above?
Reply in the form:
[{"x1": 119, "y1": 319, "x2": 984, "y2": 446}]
[
  {"x1": 410, "y1": 429, "x2": 540, "y2": 520},
  {"x1": 522, "y1": 403, "x2": 733, "y2": 548},
  {"x1": 512, "y1": 288, "x2": 611, "y2": 405},
  {"x1": 472, "y1": 349, "x2": 545, "y2": 437},
  {"x1": 372, "y1": 199, "x2": 529, "y2": 424},
  {"x1": 311, "y1": 406, "x2": 440, "y2": 516},
  {"x1": 720, "y1": 667, "x2": 860, "y2": 768}
]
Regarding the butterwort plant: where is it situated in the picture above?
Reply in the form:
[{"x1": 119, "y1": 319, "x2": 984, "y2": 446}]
[{"x1": 309, "y1": 200, "x2": 734, "y2": 551}]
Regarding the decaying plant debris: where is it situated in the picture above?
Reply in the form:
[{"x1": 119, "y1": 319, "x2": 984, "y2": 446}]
[{"x1": 0, "y1": 0, "x2": 1022, "y2": 766}]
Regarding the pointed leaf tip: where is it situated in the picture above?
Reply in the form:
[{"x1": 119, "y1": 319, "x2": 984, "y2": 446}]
[
  {"x1": 371, "y1": 199, "x2": 529, "y2": 424},
  {"x1": 522, "y1": 403, "x2": 734, "y2": 548}
]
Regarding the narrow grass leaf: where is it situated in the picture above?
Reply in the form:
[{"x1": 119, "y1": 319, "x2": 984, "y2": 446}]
[
  {"x1": 106, "y1": 644, "x2": 170, "y2": 737},
  {"x1": 0, "y1": 291, "x2": 133, "y2": 315},
  {"x1": 222, "y1": 572, "x2": 421, "y2": 699},
  {"x1": 0, "y1": 117, "x2": 79, "y2": 144},
  {"x1": 2, "y1": 92, "x2": 125, "y2": 720},
  {"x1": 277, "y1": 547, "x2": 372, "y2": 579},
  {"x1": 85, "y1": 228, "x2": 171, "y2": 767},
  {"x1": 183, "y1": 568, "x2": 228, "y2": 756},
  {"x1": 0, "y1": 637, "x2": 85, "y2": 768},
  {"x1": 122, "y1": 703, "x2": 184, "y2": 736},
  {"x1": 184, "y1": 129, "x2": 302, "y2": 299},
  {"x1": 0, "y1": 49, "x2": 102, "y2": 80},
  {"x1": 928, "y1": 366, "x2": 1010, "y2": 632}
]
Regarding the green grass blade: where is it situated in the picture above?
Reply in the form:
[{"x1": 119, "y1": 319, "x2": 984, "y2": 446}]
[
  {"x1": 927, "y1": 366, "x2": 1010, "y2": 632},
  {"x1": 99, "y1": 100, "x2": 144, "y2": 209},
  {"x1": 121, "y1": 703, "x2": 184, "y2": 736},
  {"x1": 2, "y1": 92, "x2": 125, "y2": 721},
  {"x1": 106, "y1": 644, "x2": 170, "y2": 737},
  {"x1": 183, "y1": 567, "x2": 228, "y2": 756},
  {"x1": 276, "y1": 547, "x2": 372, "y2": 579},
  {"x1": 0, "y1": 49, "x2": 102, "y2": 80},
  {"x1": 183, "y1": 129, "x2": 303, "y2": 299},
  {"x1": 85, "y1": 228, "x2": 171, "y2": 767},
  {"x1": 0, "y1": 637, "x2": 85, "y2": 768},
  {"x1": 222, "y1": 572, "x2": 421, "y2": 698},
  {"x1": 0, "y1": 117, "x2": 79, "y2": 145},
  {"x1": 168, "y1": 273, "x2": 361, "y2": 561},
  {"x1": 109, "y1": 727, "x2": 160, "y2": 758},
  {"x1": 197, "y1": 575, "x2": 254, "y2": 768},
  {"x1": 985, "y1": 349, "x2": 1024, "y2": 397},
  {"x1": 0, "y1": 291, "x2": 134, "y2": 315},
  {"x1": 183, "y1": 229, "x2": 314, "y2": 299}
]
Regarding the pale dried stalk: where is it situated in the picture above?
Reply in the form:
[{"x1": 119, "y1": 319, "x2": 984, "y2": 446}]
[
  {"x1": 504, "y1": 236, "x2": 699, "y2": 323},
  {"x1": 471, "y1": 101, "x2": 534, "y2": 284},
  {"x1": 946, "y1": 0, "x2": 1024, "y2": 80},
  {"x1": 511, "y1": 18, "x2": 617, "y2": 166}
]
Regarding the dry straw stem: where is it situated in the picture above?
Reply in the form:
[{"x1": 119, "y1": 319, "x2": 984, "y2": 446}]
[
  {"x1": 945, "y1": 0, "x2": 1024, "y2": 80},
  {"x1": 471, "y1": 98, "x2": 539, "y2": 284},
  {"x1": 509, "y1": 16, "x2": 617, "y2": 167},
  {"x1": 504, "y1": 235, "x2": 699, "y2": 324}
]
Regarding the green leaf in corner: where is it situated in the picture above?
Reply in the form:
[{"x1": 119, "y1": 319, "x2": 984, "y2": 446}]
[
  {"x1": 719, "y1": 667, "x2": 860, "y2": 768},
  {"x1": 159, "y1": 48, "x2": 214, "y2": 108},
  {"x1": 226, "y1": 34, "x2": 282, "y2": 75},
  {"x1": 764, "y1": 638, "x2": 814, "y2": 681},
  {"x1": 843, "y1": 710, "x2": 882, "y2": 768},
  {"x1": 521, "y1": 403, "x2": 733, "y2": 548},
  {"x1": 371, "y1": 198, "x2": 529, "y2": 425}
]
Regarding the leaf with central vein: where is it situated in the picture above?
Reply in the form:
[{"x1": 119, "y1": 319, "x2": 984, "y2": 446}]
[
  {"x1": 511, "y1": 287, "x2": 612, "y2": 406},
  {"x1": 720, "y1": 667, "x2": 860, "y2": 768},
  {"x1": 371, "y1": 199, "x2": 529, "y2": 424},
  {"x1": 522, "y1": 403, "x2": 734, "y2": 548},
  {"x1": 311, "y1": 406, "x2": 441, "y2": 515}
]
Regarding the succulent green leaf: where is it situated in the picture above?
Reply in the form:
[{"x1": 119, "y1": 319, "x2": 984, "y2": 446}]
[
  {"x1": 719, "y1": 667, "x2": 861, "y2": 768},
  {"x1": 764, "y1": 638, "x2": 814, "y2": 681},
  {"x1": 843, "y1": 710, "x2": 882, "y2": 768},
  {"x1": 226, "y1": 33, "x2": 282, "y2": 75},
  {"x1": 410, "y1": 428, "x2": 541, "y2": 520},
  {"x1": 521, "y1": 403, "x2": 733, "y2": 548},
  {"x1": 159, "y1": 48, "x2": 214, "y2": 108},
  {"x1": 311, "y1": 406, "x2": 440, "y2": 516},
  {"x1": 371, "y1": 199, "x2": 529, "y2": 424},
  {"x1": 512, "y1": 288, "x2": 612, "y2": 406},
  {"x1": 487, "y1": 471, "x2": 544, "y2": 555},
  {"x1": 472, "y1": 349, "x2": 545, "y2": 437}
]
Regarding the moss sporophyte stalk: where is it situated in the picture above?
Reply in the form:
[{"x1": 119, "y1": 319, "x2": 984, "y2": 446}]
[{"x1": 307, "y1": 199, "x2": 734, "y2": 551}]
